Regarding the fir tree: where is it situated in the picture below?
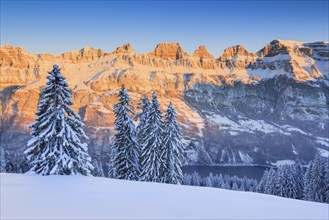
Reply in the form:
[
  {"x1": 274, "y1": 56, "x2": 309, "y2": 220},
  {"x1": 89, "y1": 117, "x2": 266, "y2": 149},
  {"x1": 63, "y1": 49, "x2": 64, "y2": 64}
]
[
  {"x1": 24, "y1": 64, "x2": 93, "y2": 176},
  {"x1": 276, "y1": 165, "x2": 290, "y2": 198},
  {"x1": 135, "y1": 96, "x2": 151, "y2": 174},
  {"x1": 191, "y1": 171, "x2": 201, "y2": 186},
  {"x1": 14, "y1": 152, "x2": 30, "y2": 173},
  {"x1": 304, "y1": 154, "x2": 327, "y2": 203},
  {"x1": 232, "y1": 182, "x2": 239, "y2": 190},
  {"x1": 310, "y1": 154, "x2": 327, "y2": 202},
  {"x1": 293, "y1": 161, "x2": 304, "y2": 200},
  {"x1": 5, "y1": 151, "x2": 14, "y2": 173},
  {"x1": 304, "y1": 160, "x2": 314, "y2": 201},
  {"x1": 108, "y1": 145, "x2": 117, "y2": 178},
  {"x1": 135, "y1": 97, "x2": 151, "y2": 144},
  {"x1": 265, "y1": 168, "x2": 277, "y2": 195},
  {"x1": 258, "y1": 169, "x2": 269, "y2": 193},
  {"x1": 91, "y1": 159, "x2": 105, "y2": 177},
  {"x1": 183, "y1": 173, "x2": 192, "y2": 185},
  {"x1": 324, "y1": 161, "x2": 329, "y2": 203},
  {"x1": 161, "y1": 102, "x2": 184, "y2": 184},
  {"x1": 0, "y1": 146, "x2": 6, "y2": 173},
  {"x1": 110, "y1": 84, "x2": 140, "y2": 180},
  {"x1": 140, "y1": 93, "x2": 164, "y2": 182}
]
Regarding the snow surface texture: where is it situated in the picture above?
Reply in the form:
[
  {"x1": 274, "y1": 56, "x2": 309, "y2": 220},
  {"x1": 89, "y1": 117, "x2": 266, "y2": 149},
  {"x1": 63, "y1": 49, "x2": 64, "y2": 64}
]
[{"x1": 1, "y1": 173, "x2": 328, "y2": 219}]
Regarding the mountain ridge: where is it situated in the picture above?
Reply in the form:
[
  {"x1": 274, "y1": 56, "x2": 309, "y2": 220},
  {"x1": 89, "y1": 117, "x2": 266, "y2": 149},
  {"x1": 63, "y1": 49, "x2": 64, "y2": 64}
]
[{"x1": 0, "y1": 39, "x2": 328, "y2": 166}]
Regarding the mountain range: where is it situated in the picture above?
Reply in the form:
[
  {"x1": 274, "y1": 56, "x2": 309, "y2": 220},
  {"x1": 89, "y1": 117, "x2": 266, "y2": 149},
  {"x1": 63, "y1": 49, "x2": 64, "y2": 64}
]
[{"x1": 1, "y1": 39, "x2": 328, "y2": 166}]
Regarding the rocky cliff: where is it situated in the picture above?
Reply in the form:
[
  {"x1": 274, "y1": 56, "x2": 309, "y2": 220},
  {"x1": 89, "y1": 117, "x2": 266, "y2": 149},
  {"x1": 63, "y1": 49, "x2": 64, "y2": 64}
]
[{"x1": 1, "y1": 40, "x2": 328, "y2": 165}]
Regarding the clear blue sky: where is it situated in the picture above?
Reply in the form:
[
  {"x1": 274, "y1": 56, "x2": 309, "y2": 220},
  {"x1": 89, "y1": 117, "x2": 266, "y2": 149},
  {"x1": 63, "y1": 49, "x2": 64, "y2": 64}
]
[{"x1": 1, "y1": 0, "x2": 328, "y2": 57}]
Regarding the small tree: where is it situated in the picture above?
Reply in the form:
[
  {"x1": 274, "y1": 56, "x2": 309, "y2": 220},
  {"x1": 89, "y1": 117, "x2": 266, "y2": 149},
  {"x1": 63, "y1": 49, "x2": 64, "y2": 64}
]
[
  {"x1": 258, "y1": 169, "x2": 269, "y2": 193},
  {"x1": 91, "y1": 159, "x2": 105, "y2": 177},
  {"x1": 265, "y1": 168, "x2": 277, "y2": 195},
  {"x1": 293, "y1": 162, "x2": 304, "y2": 199},
  {"x1": 135, "y1": 97, "x2": 151, "y2": 145},
  {"x1": 0, "y1": 146, "x2": 6, "y2": 173},
  {"x1": 161, "y1": 102, "x2": 184, "y2": 184},
  {"x1": 110, "y1": 85, "x2": 140, "y2": 180},
  {"x1": 25, "y1": 65, "x2": 93, "y2": 176}
]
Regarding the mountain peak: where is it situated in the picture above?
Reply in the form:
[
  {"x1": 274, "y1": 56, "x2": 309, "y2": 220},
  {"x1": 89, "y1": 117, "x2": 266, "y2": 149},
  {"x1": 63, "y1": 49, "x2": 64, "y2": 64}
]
[
  {"x1": 112, "y1": 43, "x2": 135, "y2": 55},
  {"x1": 148, "y1": 42, "x2": 188, "y2": 60},
  {"x1": 193, "y1": 45, "x2": 214, "y2": 59},
  {"x1": 219, "y1": 44, "x2": 250, "y2": 60}
]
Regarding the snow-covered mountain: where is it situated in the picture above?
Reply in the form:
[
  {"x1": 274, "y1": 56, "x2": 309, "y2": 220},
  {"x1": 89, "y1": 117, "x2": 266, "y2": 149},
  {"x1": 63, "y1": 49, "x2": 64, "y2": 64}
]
[
  {"x1": 1, "y1": 173, "x2": 328, "y2": 219},
  {"x1": 0, "y1": 39, "x2": 328, "y2": 165}
]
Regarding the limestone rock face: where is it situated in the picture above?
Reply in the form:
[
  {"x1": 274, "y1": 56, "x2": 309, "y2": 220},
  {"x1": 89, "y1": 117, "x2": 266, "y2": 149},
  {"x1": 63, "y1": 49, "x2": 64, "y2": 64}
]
[
  {"x1": 0, "y1": 40, "x2": 328, "y2": 166},
  {"x1": 193, "y1": 45, "x2": 215, "y2": 60},
  {"x1": 148, "y1": 43, "x2": 189, "y2": 60},
  {"x1": 60, "y1": 47, "x2": 106, "y2": 63},
  {"x1": 217, "y1": 45, "x2": 257, "y2": 70},
  {"x1": 219, "y1": 45, "x2": 251, "y2": 59}
]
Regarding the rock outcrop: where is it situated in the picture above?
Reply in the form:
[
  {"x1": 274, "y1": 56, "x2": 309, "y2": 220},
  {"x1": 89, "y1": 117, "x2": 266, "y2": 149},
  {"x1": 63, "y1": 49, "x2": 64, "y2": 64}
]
[
  {"x1": 147, "y1": 43, "x2": 189, "y2": 60},
  {"x1": 193, "y1": 45, "x2": 214, "y2": 60}
]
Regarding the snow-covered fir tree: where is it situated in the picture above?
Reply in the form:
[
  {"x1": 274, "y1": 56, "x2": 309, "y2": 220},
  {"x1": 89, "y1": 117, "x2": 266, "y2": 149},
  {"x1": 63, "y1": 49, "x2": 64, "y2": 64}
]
[
  {"x1": 135, "y1": 97, "x2": 151, "y2": 144},
  {"x1": 304, "y1": 160, "x2": 314, "y2": 201},
  {"x1": 304, "y1": 153, "x2": 327, "y2": 203},
  {"x1": 140, "y1": 93, "x2": 164, "y2": 182},
  {"x1": 232, "y1": 182, "x2": 239, "y2": 190},
  {"x1": 91, "y1": 159, "x2": 105, "y2": 177},
  {"x1": 190, "y1": 171, "x2": 201, "y2": 186},
  {"x1": 276, "y1": 165, "x2": 290, "y2": 198},
  {"x1": 161, "y1": 102, "x2": 184, "y2": 184},
  {"x1": 24, "y1": 64, "x2": 93, "y2": 176},
  {"x1": 135, "y1": 96, "x2": 151, "y2": 170},
  {"x1": 4, "y1": 151, "x2": 14, "y2": 173},
  {"x1": 258, "y1": 169, "x2": 269, "y2": 193},
  {"x1": 183, "y1": 173, "x2": 192, "y2": 185},
  {"x1": 110, "y1": 84, "x2": 140, "y2": 180},
  {"x1": 324, "y1": 161, "x2": 329, "y2": 203},
  {"x1": 264, "y1": 168, "x2": 277, "y2": 195},
  {"x1": 108, "y1": 147, "x2": 116, "y2": 178},
  {"x1": 0, "y1": 146, "x2": 6, "y2": 173},
  {"x1": 14, "y1": 152, "x2": 30, "y2": 173},
  {"x1": 293, "y1": 161, "x2": 304, "y2": 199}
]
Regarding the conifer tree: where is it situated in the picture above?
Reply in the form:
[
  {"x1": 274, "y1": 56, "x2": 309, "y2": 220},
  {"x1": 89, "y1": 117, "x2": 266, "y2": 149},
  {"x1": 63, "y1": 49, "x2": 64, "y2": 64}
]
[
  {"x1": 258, "y1": 169, "x2": 269, "y2": 193},
  {"x1": 4, "y1": 151, "x2": 14, "y2": 173},
  {"x1": 91, "y1": 159, "x2": 105, "y2": 177},
  {"x1": 232, "y1": 182, "x2": 239, "y2": 190},
  {"x1": 108, "y1": 147, "x2": 117, "y2": 178},
  {"x1": 304, "y1": 154, "x2": 327, "y2": 203},
  {"x1": 265, "y1": 168, "x2": 277, "y2": 195},
  {"x1": 161, "y1": 102, "x2": 184, "y2": 184},
  {"x1": 135, "y1": 97, "x2": 151, "y2": 143},
  {"x1": 24, "y1": 65, "x2": 93, "y2": 176},
  {"x1": 135, "y1": 97, "x2": 151, "y2": 169},
  {"x1": 0, "y1": 146, "x2": 6, "y2": 173},
  {"x1": 310, "y1": 154, "x2": 326, "y2": 202},
  {"x1": 140, "y1": 93, "x2": 164, "y2": 182},
  {"x1": 324, "y1": 161, "x2": 329, "y2": 203},
  {"x1": 110, "y1": 84, "x2": 140, "y2": 180},
  {"x1": 304, "y1": 160, "x2": 314, "y2": 200},
  {"x1": 293, "y1": 161, "x2": 304, "y2": 199},
  {"x1": 191, "y1": 171, "x2": 201, "y2": 186},
  {"x1": 14, "y1": 152, "x2": 30, "y2": 173}
]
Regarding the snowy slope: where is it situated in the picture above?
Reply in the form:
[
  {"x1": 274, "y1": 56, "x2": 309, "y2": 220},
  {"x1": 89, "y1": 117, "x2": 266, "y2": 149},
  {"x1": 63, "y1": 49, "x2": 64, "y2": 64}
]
[{"x1": 1, "y1": 173, "x2": 328, "y2": 219}]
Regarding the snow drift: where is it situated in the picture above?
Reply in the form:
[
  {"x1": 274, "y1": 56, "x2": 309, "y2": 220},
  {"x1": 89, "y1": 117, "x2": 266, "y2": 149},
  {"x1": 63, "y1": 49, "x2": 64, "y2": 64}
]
[{"x1": 1, "y1": 173, "x2": 328, "y2": 219}]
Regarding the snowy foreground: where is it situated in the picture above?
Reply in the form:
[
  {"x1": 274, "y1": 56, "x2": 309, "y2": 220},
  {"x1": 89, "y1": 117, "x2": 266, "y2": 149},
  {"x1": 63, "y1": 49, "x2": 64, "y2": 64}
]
[{"x1": 1, "y1": 173, "x2": 328, "y2": 219}]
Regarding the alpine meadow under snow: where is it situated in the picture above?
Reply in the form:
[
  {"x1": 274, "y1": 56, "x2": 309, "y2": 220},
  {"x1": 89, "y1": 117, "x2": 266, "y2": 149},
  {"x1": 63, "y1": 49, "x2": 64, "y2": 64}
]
[{"x1": 1, "y1": 173, "x2": 328, "y2": 220}]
